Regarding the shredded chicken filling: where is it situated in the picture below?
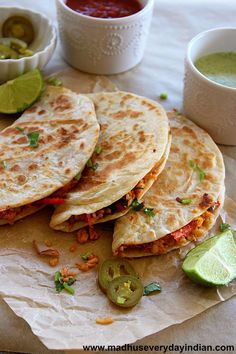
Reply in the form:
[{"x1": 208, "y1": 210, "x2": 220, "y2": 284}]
[
  {"x1": 68, "y1": 163, "x2": 160, "y2": 226},
  {"x1": 116, "y1": 207, "x2": 218, "y2": 256},
  {"x1": 0, "y1": 179, "x2": 78, "y2": 224}
]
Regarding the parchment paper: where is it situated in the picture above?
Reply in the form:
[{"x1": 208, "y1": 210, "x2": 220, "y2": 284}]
[{"x1": 0, "y1": 68, "x2": 235, "y2": 350}]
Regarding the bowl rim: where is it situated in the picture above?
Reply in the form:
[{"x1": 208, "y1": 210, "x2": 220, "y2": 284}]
[
  {"x1": 186, "y1": 26, "x2": 236, "y2": 92},
  {"x1": 0, "y1": 6, "x2": 57, "y2": 63},
  {"x1": 56, "y1": 0, "x2": 154, "y2": 24}
]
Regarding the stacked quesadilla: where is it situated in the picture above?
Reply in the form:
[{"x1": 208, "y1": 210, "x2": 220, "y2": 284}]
[
  {"x1": 112, "y1": 111, "x2": 225, "y2": 257},
  {"x1": 0, "y1": 86, "x2": 99, "y2": 225},
  {"x1": 50, "y1": 91, "x2": 171, "y2": 232}
]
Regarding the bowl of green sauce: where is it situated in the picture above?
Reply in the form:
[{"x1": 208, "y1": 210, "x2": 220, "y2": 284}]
[{"x1": 183, "y1": 27, "x2": 236, "y2": 145}]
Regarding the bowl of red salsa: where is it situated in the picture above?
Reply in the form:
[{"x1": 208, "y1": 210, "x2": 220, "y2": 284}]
[
  {"x1": 65, "y1": 0, "x2": 143, "y2": 19},
  {"x1": 56, "y1": 0, "x2": 154, "y2": 74}
]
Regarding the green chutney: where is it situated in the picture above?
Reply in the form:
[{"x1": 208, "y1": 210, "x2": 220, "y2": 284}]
[{"x1": 194, "y1": 52, "x2": 236, "y2": 88}]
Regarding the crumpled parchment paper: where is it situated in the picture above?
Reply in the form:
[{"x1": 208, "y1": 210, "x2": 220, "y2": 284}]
[{"x1": 0, "y1": 68, "x2": 235, "y2": 350}]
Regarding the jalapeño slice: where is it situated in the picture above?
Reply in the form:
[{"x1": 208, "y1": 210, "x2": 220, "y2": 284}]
[
  {"x1": 107, "y1": 275, "x2": 143, "y2": 308},
  {"x1": 98, "y1": 259, "x2": 138, "y2": 293},
  {"x1": 2, "y1": 16, "x2": 34, "y2": 45}
]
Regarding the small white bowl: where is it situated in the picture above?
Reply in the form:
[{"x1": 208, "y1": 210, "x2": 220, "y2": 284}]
[
  {"x1": 183, "y1": 27, "x2": 236, "y2": 145},
  {"x1": 56, "y1": 0, "x2": 154, "y2": 75},
  {"x1": 0, "y1": 7, "x2": 57, "y2": 83}
]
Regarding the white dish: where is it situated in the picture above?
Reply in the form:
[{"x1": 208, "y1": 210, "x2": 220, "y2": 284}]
[
  {"x1": 0, "y1": 7, "x2": 57, "y2": 83},
  {"x1": 56, "y1": 0, "x2": 154, "y2": 75},
  {"x1": 183, "y1": 27, "x2": 236, "y2": 146}
]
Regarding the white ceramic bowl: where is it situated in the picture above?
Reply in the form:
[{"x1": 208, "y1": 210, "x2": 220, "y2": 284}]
[
  {"x1": 0, "y1": 7, "x2": 57, "y2": 83},
  {"x1": 183, "y1": 27, "x2": 236, "y2": 146},
  {"x1": 56, "y1": 0, "x2": 154, "y2": 75}
]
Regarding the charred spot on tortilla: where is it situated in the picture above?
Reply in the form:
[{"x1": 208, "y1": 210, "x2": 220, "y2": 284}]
[
  {"x1": 28, "y1": 163, "x2": 38, "y2": 171},
  {"x1": 51, "y1": 94, "x2": 72, "y2": 112}
]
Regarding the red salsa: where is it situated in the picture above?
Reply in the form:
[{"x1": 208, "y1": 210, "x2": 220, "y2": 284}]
[{"x1": 66, "y1": 0, "x2": 143, "y2": 19}]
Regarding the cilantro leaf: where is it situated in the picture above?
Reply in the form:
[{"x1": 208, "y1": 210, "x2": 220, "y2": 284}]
[
  {"x1": 95, "y1": 146, "x2": 102, "y2": 155},
  {"x1": 74, "y1": 172, "x2": 81, "y2": 181},
  {"x1": 87, "y1": 159, "x2": 99, "y2": 171},
  {"x1": 189, "y1": 160, "x2": 206, "y2": 181},
  {"x1": 2, "y1": 160, "x2": 8, "y2": 169},
  {"x1": 159, "y1": 92, "x2": 168, "y2": 100},
  {"x1": 55, "y1": 282, "x2": 64, "y2": 292},
  {"x1": 131, "y1": 199, "x2": 144, "y2": 211},
  {"x1": 143, "y1": 207, "x2": 155, "y2": 216},
  {"x1": 27, "y1": 131, "x2": 40, "y2": 148},
  {"x1": 81, "y1": 252, "x2": 92, "y2": 261},
  {"x1": 220, "y1": 223, "x2": 231, "y2": 232},
  {"x1": 143, "y1": 282, "x2": 162, "y2": 296},
  {"x1": 66, "y1": 277, "x2": 76, "y2": 286},
  {"x1": 47, "y1": 76, "x2": 63, "y2": 86}
]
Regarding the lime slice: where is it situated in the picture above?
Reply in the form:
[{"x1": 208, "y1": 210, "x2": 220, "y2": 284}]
[
  {"x1": 0, "y1": 69, "x2": 44, "y2": 114},
  {"x1": 182, "y1": 230, "x2": 236, "y2": 286}
]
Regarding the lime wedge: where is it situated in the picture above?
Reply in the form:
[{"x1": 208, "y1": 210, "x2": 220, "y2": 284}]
[
  {"x1": 0, "y1": 69, "x2": 44, "y2": 114},
  {"x1": 182, "y1": 230, "x2": 236, "y2": 286}
]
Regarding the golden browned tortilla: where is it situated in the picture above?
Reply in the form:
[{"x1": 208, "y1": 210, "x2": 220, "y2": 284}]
[
  {"x1": 112, "y1": 111, "x2": 225, "y2": 257},
  {"x1": 50, "y1": 91, "x2": 171, "y2": 231},
  {"x1": 0, "y1": 86, "x2": 99, "y2": 225}
]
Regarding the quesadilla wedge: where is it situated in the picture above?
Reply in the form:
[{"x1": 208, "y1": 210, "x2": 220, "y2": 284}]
[
  {"x1": 50, "y1": 91, "x2": 171, "y2": 232},
  {"x1": 112, "y1": 111, "x2": 225, "y2": 257},
  {"x1": 0, "y1": 86, "x2": 99, "y2": 225}
]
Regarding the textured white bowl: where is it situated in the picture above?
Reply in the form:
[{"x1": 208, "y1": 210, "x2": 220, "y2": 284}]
[
  {"x1": 56, "y1": 0, "x2": 154, "y2": 75},
  {"x1": 183, "y1": 27, "x2": 236, "y2": 146},
  {"x1": 0, "y1": 7, "x2": 57, "y2": 83}
]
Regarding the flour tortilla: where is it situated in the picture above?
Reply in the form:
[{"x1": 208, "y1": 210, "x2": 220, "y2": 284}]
[
  {"x1": 50, "y1": 91, "x2": 170, "y2": 231},
  {"x1": 0, "y1": 85, "x2": 99, "y2": 224},
  {"x1": 112, "y1": 111, "x2": 225, "y2": 257}
]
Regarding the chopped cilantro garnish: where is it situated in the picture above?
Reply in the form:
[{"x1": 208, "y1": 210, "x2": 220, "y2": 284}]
[
  {"x1": 66, "y1": 277, "x2": 76, "y2": 286},
  {"x1": 15, "y1": 126, "x2": 24, "y2": 132},
  {"x1": 189, "y1": 160, "x2": 195, "y2": 168},
  {"x1": 87, "y1": 159, "x2": 99, "y2": 171},
  {"x1": 54, "y1": 271, "x2": 61, "y2": 282},
  {"x1": 176, "y1": 197, "x2": 192, "y2": 205},
  {"x1": 189, "y1": 160, "x2": 206, "y2": 181},
  {"x1": 95, "y1": 146, "x2": 102, "y2": 155},
  {"x1": 87, "y1": 159, "x2": 93, "y2": 168},
  {"x1": 27, "y1": 131, "x2": 40, "y2": 148},
  {"x1": 2, "y1": 160, "x2": 8, "y2": 169},
  {"x1": 143, "y1": 207, "x2": 155, "y2": 217},
  {"x1": 47, "y1": 76, "x2": 63, "y2": 87},
  {"x1": 131, "y1": 199, "x2": 144, "y2": 211},
  {"x1": 143, "y1": 282, "x2": 162, "y2": 296},
  {"x1": 63, "y1": 282, "x2": 75, "y2": 295},
  {"x1": 92, "y1": 162, "x2": 99, "y2": 171},
  {"x1": 81, "y1": 252, "x2": 92, "y2": 261},
  {"x1": 159, "y1": 92, "x2": 168, "y2": 100},
  {"x1": 54, "y1": 271, "x2": 76, "y2": 294},
  {"x1": 74, "y1": 172, "x2": 81, "y2": 181},
  {"x1": 220, "y1": 223, "x2": 231, "y2": 232}
]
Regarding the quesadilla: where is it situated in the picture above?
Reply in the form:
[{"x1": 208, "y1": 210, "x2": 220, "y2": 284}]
[
  {"x1": 0, "y1": 86, "x2": 99, "y2": 225},
  {"x1": 112, "y1": 111, "x2": 225, "y2": 257},
  {"x1": 50, "y1": 91, "x2": 171, "y2": 232}
]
